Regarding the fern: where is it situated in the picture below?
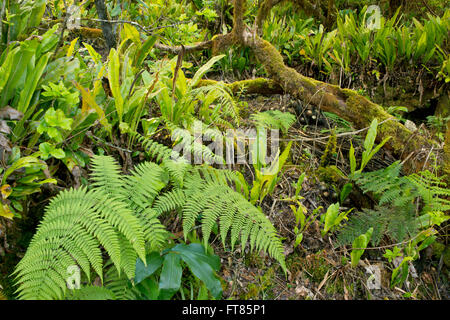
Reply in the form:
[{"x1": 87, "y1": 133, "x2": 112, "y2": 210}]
[
  {"x1": 183, "y1": 167, "x2": 286, "y2": 271},
  {"x1": 407, "y1": 171, "x2": 450, "y2": 213},
  {"x1": 66, "y1": 285, "x2": 116, "y2": 300},
  {"x1": 250, "y1": 110, "x2": 296, "y2": 134},
  {"x1": 194, "y1": 84, "x2": 240, "y2": 126},
  {"x1": 338, "y1": 161, "x2": 450, "y2": 246},
  {"x1": 13, "y1": 155, "x2": 170, "y2": 300},
  {"x1": 337, "y1": 206, "x2": 418, "y2": 246},
  {"x1": 15, "y1": 151, "x2": 287, "y2": 299}
]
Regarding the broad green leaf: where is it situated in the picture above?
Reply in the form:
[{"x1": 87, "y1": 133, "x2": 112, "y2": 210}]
[
  {"x1": 2, "y1": 156, "x2": 42, "y2": 184},
  {"x1": 108, "y1": 48, "x2": 124, "y2": 122},
  {"x1": 83, "y1": 43, "x2": 102, "y2": 64},
  {"x1": 294, "y1": 172, "x2": 306, "y2": 198},
  {"x1": 159, "y1": 251, "x2": 182, "y2": 294},
  {"x1": 0, "y1": 203, "x2": 13, "y2": 219},
  {"x1": 323, "y1": 202, "x2": 340, "y2": 235},
  {"x1": 50, "y1": 148, "x2": 66, "y2": 159},
  {"x1": 0, "y1": 42, "x2": 37, "y2": 107},
  {"x1": 0, "y1": 47, "x2": 19, "y2": 92},
  {"x1": 28, "y1": 0, "x2": 46, "y2": 29},
  {"x1": 136, "y1": 277, "x2": 160, "y2": 300},
  {"x1": 351, "y1": 227, "x2": 373, "y2": 267},
  {"x1": 390, "y1": 257, "x2": 412, "y2": 288},
  {"x1": 67, "y1": 38, "x2": 79, "y2": 57},
  {"x1": 363, "y1": 119, "x2": 378, "y2": 155},
  {"x1": 135, "y1": 36, "x2": 157, "y2": 67},
  {"x1": 367, "y1": 136, "x2": 391, "y2": 162},
  {"x1": 75, "y1": 82, "x2": 111, "y2": 134},
  {"x1": 349, "y1": 141, "x2": 356, "y2": 174},
  {"x1": 172, "y1": 243, "x2": 222, "y2": 299},
  {"x1": 123, "y1": 24, "x2": 141, "y2": 46},
  {"x1": 340, "y1": 183, "x2": 353, "y2": 204},
  {"x1": 17, "y1": 52, "x2": 51, "y2": 113},
  {"x1": 189, "y1": 55, "x2": 225, "y2": 88},
  {"x1": 135, "y1": 252, "x2": 164, "y2": 284},
  {"x1": 295, "y1": 233, "x2": 303, "y2": 247}
]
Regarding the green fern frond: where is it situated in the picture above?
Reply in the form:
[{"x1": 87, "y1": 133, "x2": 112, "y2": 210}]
[
  {"x1": 337, "y1": 206, "x2": 418, "y2": 246},
  {"x1": 67, "y1": 286, "x2": 116, "y2": 300},
  {"x1": 250, "y1": 110, "x2": 296, "y2": 134},
  {"x1": 153, "y1": 189, "x2": 186, "y2": 215},
  {"x1": 89, "y1": 155, "x2": 124, "y2": 196},
  {"x1": 407, "y1": 171, "x2": 450, "y2": 213},
  {"x1": 135, "y1": 133, "x2": 179, "y2": 162},
  {"x1": 14, "y1": 187, "x2": 110, "y2": 299},
  {"x1": 193, "y1": 84, "x2": 240, "y2": 126},
  {"x1": 161, "y1": 158, "x2": 190, "y2": 187},
  {"x1": 182, "y1": 170, "x2": 286, "y2": 272},
  {"x1": 14, "y1": 155, "x2": 169, "y2": 299},
  {"x1": 104, "y1": 261, "x2": 141, "y2": 300}
]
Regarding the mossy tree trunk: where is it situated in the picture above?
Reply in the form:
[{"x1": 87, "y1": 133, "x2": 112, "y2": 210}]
[
  {"x1": 223, "y1": 0, "x2": 433, "y2": 173},
  {"x1": 94, "y1": 0, "x2": 116, "y2": 50}
]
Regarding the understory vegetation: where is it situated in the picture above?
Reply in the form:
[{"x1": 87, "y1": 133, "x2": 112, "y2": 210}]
[{"x1": 0, "y1": 0, "x2": 449, "y2": 300}]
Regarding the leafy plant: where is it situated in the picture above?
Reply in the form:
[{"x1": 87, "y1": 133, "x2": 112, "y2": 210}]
[
  {"x1": 0, "y1": 148, "x2": 56, "y2": 218},
  {"x1": 14, "y1": 142, "x2": 287, "y2": 299},
  {"x1": 321, "y1": 202, "x2": 353, "y2": 236},
  {"x1": 13, "y1": 155, "x2": 170, "y2": 299},
  {"x1": 337, "y1": 161, "x2": 449, "y2": 273},
  {"x1": 350, "y1": 227, "x2": 373, "y2": 267},
  {"x1": 348, "y1": 118, "x2": 391, "y2": 178},
  {"x1": 250, "y1": 139, "x2": 292, "y2": 205},
  {"x1": 291, "y1": 204, "x2": 321, "y2": 248},
  {"x1": 134, "y1": 243, "x2": 222, "y2": 300}
]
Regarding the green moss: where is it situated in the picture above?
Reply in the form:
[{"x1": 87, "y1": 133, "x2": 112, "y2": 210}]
[
  {"x1": 241, "y1": 267, "x2": 276, "y2": 299},
  {"x1": 320, "y1": 129, "x2": 337, "y2": 167},
  {"x1": 432, "y1": 242, "x2": 445, "y2": 258},
  {"x1": 443, "y1": 245, "x2": 450, "y2": 268}
]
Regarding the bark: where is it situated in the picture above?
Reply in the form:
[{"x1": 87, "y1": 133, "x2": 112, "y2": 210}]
[
  {"x1": 94, "y1": 0, "x2": 116, "y2": 50},
  {"x1": 196, "y1": 78, "x2": 283, "y2": 95}
]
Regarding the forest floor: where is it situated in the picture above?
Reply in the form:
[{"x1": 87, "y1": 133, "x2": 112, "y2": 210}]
[
  {"x1": 0, "y1": 37, "x2": 448, "y2": 299},
  {"x1": 1, "y1": 90, "x2": 448, "y2": 301},
  {"x1": 159, "y1": 91, "x2": 448, "y2": 300}
]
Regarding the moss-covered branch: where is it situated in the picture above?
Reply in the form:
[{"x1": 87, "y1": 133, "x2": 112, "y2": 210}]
[
  {"x1": 242, "y1": 34, "x2": 434, "y2": 172},
  {"x1": 255, "y1": 0, "x2": 284, "y2": 34},
  {"x1": 196, "y1": 78, "x2": 283, "y2": 95}
]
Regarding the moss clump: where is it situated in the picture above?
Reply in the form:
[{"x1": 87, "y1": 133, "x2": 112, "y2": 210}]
[
  {"x1": 320, "y1": 129, "x2": 337, "y2": 167},
  {"x1": 75, "y1": 27, "x2": 103, "y2": 39},
  {"x1": 241, "y1": 267, "x2": 276, "y2": 299}
]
